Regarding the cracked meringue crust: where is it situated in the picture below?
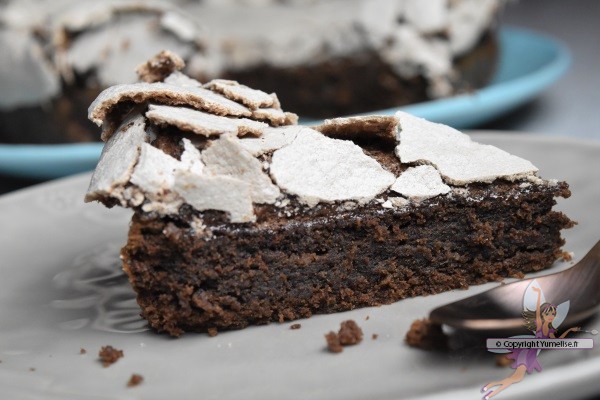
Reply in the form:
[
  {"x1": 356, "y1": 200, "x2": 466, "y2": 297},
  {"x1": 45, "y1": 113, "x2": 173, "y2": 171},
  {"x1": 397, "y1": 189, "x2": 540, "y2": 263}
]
[{"x1": 84, "y1": 54, "x2": 573, "y2": 336}]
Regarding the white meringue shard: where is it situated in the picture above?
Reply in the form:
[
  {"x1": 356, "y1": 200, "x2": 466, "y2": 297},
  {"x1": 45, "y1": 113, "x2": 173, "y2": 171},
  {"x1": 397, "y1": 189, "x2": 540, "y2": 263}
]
[
  {"x1": 390, "y1": 165, "x2": 451, "y2": 201},
  {"x1": 270, "y1": 129, "x2": 395, "y2": 206},
  {"x1": 201, "y1": 133, "x2": 280, "y2": 204},
  {"x1": 85, "y1": 114, "x2": 149, "y2": 203},
  {"x1": 395, "y1": 111, "x2": 538, "y2": 185}
]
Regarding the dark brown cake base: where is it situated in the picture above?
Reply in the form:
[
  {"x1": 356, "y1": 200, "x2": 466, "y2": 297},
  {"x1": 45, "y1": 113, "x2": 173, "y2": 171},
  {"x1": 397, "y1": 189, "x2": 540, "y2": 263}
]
[
  {"x1": 0, "y1": 32, "x2": 497, "y2": 144},
  {"x1": 225, "y1": 32, "x2": 498, "y2": 119},
  {"x1": 0, "y1": 87, "x2": 101, "y2": 144},
  {"x1": 122, "y1": 181, "x2": 573, "y2": 336}
]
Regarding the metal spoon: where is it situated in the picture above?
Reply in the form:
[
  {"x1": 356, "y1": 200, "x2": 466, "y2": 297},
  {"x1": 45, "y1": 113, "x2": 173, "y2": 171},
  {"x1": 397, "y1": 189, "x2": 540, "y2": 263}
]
[{"x1": 430, "y1": 241, "x2": 600, "y2": 335}]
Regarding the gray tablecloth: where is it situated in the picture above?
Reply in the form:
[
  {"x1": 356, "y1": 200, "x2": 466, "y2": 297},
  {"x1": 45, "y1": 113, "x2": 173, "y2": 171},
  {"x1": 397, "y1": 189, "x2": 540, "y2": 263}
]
[{"x1": 487, "y1": 0, "x2": 600, "y2": 138}]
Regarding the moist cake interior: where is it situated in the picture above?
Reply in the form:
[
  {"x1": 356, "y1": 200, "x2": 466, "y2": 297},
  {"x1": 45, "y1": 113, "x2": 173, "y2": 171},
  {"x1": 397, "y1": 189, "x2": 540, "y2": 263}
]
[
  {"x1": 85, "y1": 53, "x2": 574, "y2": 336},
  {"x1": 123, "y1": 178, "x2": 572, "y2": 336}
]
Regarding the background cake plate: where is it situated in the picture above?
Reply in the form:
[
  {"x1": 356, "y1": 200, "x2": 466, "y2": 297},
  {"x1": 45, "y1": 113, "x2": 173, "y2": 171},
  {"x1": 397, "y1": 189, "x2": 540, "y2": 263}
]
[
  {"x1": 1, "y1": 134, "x2": 599, "y2": 400},
  {"x1": 0, "y1": 27, "x2": 571, "y2": 179}
]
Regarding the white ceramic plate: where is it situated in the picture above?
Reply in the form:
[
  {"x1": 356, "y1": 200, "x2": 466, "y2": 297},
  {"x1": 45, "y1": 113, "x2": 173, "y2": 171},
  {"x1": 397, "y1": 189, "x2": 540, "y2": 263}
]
[{"x1": 1, "y1": 134, "x2": 599, "y2": 400}]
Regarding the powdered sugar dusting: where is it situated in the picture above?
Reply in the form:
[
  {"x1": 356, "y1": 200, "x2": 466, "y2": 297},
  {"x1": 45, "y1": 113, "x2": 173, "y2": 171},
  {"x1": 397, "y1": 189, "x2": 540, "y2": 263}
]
[
  {"x1": 85, "y1": 51, "x2": 546, "y2": 225},
  {"x1": 252, "y1": 107, "x2": 299, "y2": 126},
  {"x1": 391, "y1": 165, "x2": 450, "y2": 201},
  {"x1": 130, "y1": 143, "x2": 181, "y2": 196},
  {"x1": 180, "y1": 138, "x2": 204, "y2": 174},
  {"x1": 239, "y1": 125, "x2": 306, "y2": 156},
  {"x1": 88, "y1": 82, "x2": 251, "y2": 127},
  {"x1": 270, "y1": 129, "x2": 395, "y2": 206},
  {"x1": 201, "y1": 133, "x2": 280, "y2": 204},
  {"x1": 389, "y1": 197, "x2": 410, "y2": 208},
  {"x1": 130, "y1": 139, "x2": 207, "y2": 215},
  {"x1": 85, "y1": 114, "x2": 149, "y2": 203},
  {"x1": 146, "y1": 104, "x2": 267, "y2": 137},
  {"x1": 205, "y1": 79, "x2": 275, "y2": 109},
  {"x1": 174, "y1": 172, "x2": 255, "y2": 223},
  {"x1": 164, "y1": 71, "x2": 203, "y2": 88},
  {"x1": 395, "y1": 111, "x2": 538, "y2": 185}
]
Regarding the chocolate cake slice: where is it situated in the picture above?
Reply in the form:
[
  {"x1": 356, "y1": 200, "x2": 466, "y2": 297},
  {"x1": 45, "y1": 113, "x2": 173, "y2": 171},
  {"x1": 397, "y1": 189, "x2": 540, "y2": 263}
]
[{"x1": 85, "y1": 55, "x2": 574, "y2": 336}]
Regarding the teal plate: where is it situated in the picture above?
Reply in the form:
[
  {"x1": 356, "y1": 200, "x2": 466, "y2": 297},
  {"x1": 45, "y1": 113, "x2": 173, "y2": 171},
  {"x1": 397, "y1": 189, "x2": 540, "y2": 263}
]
[{"x1": 0, "y1": 27, "x2": 571, "y2": 179}]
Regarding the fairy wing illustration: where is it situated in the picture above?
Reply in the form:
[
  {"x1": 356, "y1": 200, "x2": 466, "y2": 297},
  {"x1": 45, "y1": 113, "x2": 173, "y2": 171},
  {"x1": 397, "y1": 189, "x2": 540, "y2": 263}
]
[
  {"x1": 553, "y1": 300, "x2": 570, "y2": 329},
  {"x1": 522, "y1": 280, "x2": 546, "y2": 312},
  {"x1": 488, "y1": 280, "x2": 572, "y2": 355},
  {"x1": 487, "y1": 281, "x2": 545, "y2": 354}
]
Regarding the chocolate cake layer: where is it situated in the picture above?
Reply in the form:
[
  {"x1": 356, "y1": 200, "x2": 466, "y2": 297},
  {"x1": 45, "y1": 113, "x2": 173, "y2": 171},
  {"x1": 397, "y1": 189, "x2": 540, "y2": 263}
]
[
  {"x1": 0, "y1": 87, "x2": 100, "y2": 144},
  {"x1": 224, "y1": 32, "x2": 499, "y2": 119},
  {"x1": 84, "y1": 54, "x2": 573, "y2": 337},
  {"x1": 5, "y1": 0, "x2": 509, "y2": 145},
  {"x1": 122, "y1": 182, "x2": 573, "y2": 336},
  {"x1": 0, "y1": 31, "x2": 496, "y2": 144}
]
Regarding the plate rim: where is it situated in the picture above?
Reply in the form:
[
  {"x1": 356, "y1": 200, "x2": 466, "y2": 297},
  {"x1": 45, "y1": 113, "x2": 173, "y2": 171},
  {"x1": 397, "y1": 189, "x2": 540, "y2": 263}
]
[
  {"x1": 1, "y1": 133, "x2": 599, "y2": 400},
  {"x1": 0, "y1": 27, "x2": 572, "y2": 179}
]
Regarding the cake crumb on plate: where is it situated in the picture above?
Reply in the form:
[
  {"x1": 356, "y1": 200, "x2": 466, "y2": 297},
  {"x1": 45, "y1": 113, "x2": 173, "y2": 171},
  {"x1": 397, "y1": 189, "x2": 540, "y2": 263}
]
[
  {"x1": 405, "y1": 318, "x2": 448, "y2": 351},
  {"x1": 325, "y1": 320, "x2": 364, "y2": 353},
  {"x1": 495, "y1": 354, "x2": 512, "y2": 367},
  {"x1": 99, "y1": 345, "x2": 124, "y2": 367},
  {"x1": 127, "y1": 373, "x2": 144, "y2": 387},
  {"x1": 325, "y1": 332, "x2": 343, "y2": 353},
  {"x1": 338, "y1": 320, "x2": 363, "y2": 346}
]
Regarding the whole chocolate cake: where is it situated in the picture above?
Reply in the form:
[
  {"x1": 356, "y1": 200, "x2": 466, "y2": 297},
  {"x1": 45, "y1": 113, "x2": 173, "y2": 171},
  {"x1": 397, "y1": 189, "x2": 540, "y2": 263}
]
[
  {"x1": 85, "y1": 53, "x2": 574, "y2": 336},
  {"x1": 1, "y1": 0, "x2": 503, "y2": 143}
]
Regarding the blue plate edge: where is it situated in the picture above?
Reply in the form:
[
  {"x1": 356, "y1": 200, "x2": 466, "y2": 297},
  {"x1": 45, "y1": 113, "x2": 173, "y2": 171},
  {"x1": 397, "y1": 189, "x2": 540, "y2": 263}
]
[{"x1": 0, "y1": 27, "x2": 572, "y2": 179}]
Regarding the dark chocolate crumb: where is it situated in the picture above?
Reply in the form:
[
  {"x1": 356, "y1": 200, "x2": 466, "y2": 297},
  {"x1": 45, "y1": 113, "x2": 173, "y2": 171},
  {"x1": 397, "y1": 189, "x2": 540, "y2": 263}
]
[
  {"x1": 127, "y1": 373, "x2": 144, "y2": 387},
  {"x1": 365, "y1": 316, "x2": 370, "y2": 320},
  {"x1": 372, "y1": 333, "x2": 378, "y2": 340},
  {"x1": 560, "y1": 251, "x2": 573, "y2": 262},
  {"x1": 495, "y1": 354, "x2": 512, "y2": 367},
  {"x1": 405, "y1": 318, "x2": 448, "y2": 351},
  {"x1": 136, "y1": 50, "x2": 185, "y2": 83},
  {"x1": 325, "y1": 320, "x2": 365, "y2": 353},
  {"x1": 325, "y1": 331, "x2": 343, "y2": 353},
  {"x1": 207, "y1": 327, "x2": 218, "y2": 337},
  {"x1": 29, "y1": 367, "x2": 36, "y2": 372},
  {"x1": 338, "y1": 320, "x2": 363, "y2": 346},
  {"x1": 80, "y1": 348, "x2": 87, "y2": 355},
  {"x1": 290, "y1": 323, "x2": 301, "y2": 330},
  {"x1": 99, "y1": 346, "x2": 124, "y2": 367}
]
